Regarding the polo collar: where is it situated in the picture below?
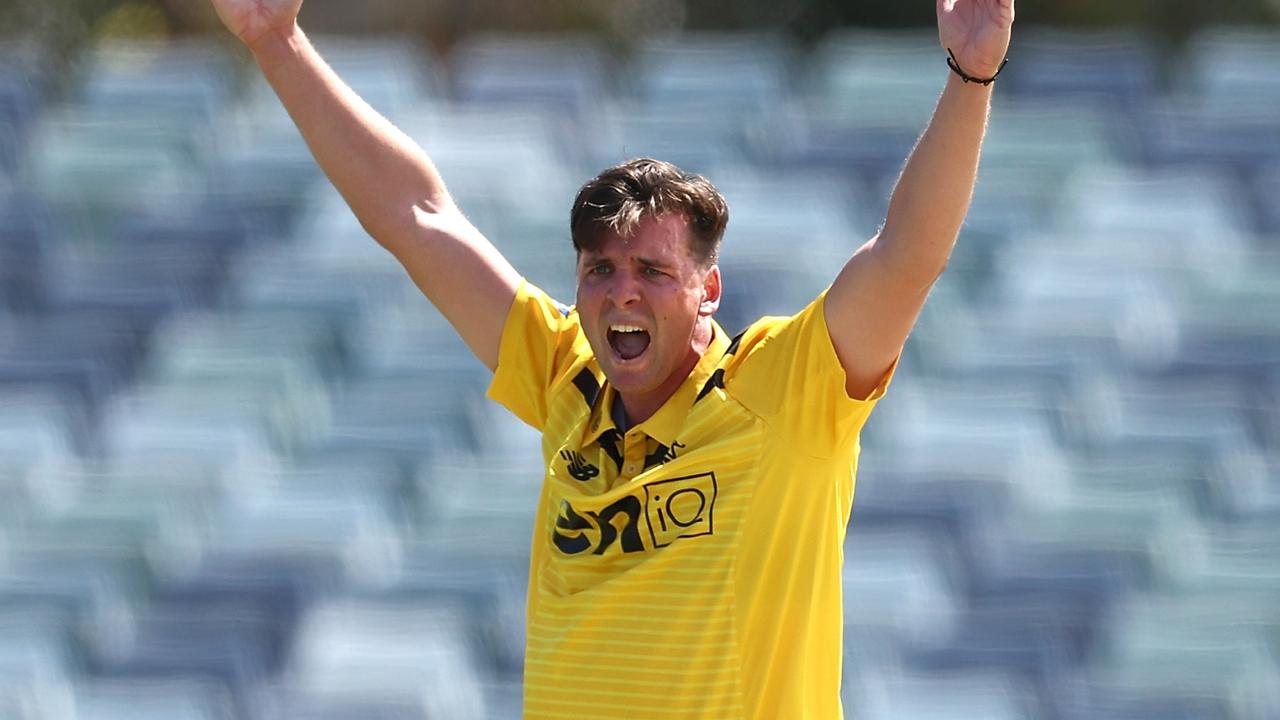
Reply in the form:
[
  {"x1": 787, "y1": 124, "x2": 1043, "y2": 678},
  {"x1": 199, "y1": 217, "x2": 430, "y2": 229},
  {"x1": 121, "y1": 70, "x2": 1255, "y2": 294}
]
[{"x1": 583, "y1": 319, "x2": 729, "y2": 448}]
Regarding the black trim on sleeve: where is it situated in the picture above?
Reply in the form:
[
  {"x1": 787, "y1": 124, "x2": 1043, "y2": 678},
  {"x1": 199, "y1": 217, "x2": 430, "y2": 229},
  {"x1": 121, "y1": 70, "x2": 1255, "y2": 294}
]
[
  {"x1": 695, "y1": 369, "x2": 726, "y2": 403},
  {"x1": 572, "y1": 368, "x2": 601, "y2": 408},
  {"x1": 694, "y1": 330, "x2": 745, "y2": 405}
]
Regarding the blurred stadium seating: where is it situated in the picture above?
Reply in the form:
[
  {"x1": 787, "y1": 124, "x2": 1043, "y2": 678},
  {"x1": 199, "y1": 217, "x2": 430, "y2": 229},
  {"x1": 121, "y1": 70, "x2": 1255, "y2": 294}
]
[{"x1": 1, "y1": 25, "x2": 1279, "y2": 720}]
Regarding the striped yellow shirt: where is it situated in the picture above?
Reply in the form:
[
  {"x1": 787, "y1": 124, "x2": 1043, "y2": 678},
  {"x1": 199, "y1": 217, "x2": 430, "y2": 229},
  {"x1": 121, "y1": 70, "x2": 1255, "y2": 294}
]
[{"x1": 487, "y1": 279, "x2": 895, "y2": 720}]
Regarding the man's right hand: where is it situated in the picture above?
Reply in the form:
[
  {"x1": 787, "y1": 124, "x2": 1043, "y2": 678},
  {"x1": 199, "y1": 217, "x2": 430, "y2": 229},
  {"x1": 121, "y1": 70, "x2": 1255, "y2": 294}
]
[{"x1": 210, "y1": 0, "x2": 304, "y2": 49}]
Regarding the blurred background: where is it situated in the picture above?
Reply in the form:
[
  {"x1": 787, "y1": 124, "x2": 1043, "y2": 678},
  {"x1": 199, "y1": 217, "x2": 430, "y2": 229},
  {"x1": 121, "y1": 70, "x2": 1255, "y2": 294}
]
[{"x1": 2, "y1": 0, "x2": 1280, "y2": 719}]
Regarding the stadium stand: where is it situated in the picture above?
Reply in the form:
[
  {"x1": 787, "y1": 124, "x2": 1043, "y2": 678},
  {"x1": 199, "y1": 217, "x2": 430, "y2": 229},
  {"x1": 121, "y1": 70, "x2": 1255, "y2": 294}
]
[{"x1": 0, "y1": 25, "x2": 1277, "y2": 720}]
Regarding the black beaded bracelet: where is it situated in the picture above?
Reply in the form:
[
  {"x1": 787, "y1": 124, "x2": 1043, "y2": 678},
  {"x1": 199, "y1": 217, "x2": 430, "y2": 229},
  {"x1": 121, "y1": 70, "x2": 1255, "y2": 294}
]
[{"x1": 946, "y1": 48, "x2": 1008, "y2": 85}]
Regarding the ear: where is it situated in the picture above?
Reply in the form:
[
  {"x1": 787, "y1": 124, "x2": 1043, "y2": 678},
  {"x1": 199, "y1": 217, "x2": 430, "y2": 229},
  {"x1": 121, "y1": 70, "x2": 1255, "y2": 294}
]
[{"x1": 699, "y1": 264, "x2": 721, "y2": 317}]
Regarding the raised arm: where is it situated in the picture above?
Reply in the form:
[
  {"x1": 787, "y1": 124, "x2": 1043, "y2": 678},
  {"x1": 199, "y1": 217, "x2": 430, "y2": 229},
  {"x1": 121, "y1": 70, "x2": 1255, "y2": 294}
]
[
  {"x1": 211, "y1": 0, "x2": 521, "y2": 370},
  {"x1": 824, "y1": 0, "x2": 1014, "y2": 398}
]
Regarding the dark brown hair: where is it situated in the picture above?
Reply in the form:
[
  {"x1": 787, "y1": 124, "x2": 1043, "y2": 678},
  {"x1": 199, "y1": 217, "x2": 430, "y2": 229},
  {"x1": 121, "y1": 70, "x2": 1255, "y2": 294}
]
[{"x1": 570, "y1": 158, "x2": 729, "y2": 267}]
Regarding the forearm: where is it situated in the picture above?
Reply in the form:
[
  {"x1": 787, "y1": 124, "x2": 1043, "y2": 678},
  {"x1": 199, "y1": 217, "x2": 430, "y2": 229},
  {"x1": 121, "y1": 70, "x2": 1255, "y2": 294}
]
[
  {"x1": 877, "y1": 74, "x2": 993, "y2": 285},
  {"x1": 248, "y1": 24, "x2": 452, "y2": 244}
]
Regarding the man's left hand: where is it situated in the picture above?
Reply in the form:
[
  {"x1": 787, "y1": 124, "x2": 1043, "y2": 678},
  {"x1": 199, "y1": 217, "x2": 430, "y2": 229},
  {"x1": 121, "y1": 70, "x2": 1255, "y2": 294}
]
[{"x1": 937, "y1": 0, "x2": 1015, "y2": 79}]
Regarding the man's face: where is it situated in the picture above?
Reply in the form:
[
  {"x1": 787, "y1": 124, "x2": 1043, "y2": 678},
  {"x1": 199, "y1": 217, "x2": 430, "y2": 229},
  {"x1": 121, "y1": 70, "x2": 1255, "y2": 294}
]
[{"x1": 575, "y1": 213, "x2": 721, "y2": 409}]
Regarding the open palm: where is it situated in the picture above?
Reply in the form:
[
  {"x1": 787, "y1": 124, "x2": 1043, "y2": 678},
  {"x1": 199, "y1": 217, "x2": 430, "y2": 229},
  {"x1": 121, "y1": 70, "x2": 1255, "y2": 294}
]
[
  {"x1": 210, "y1": 0, "x2": 304, "y2": 47},
  {"x1": 938, "y1": 0, "x2": 1014, "y2": 79}
]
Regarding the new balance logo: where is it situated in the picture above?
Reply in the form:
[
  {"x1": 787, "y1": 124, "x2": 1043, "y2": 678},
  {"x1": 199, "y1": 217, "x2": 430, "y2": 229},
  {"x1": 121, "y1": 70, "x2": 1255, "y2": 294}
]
[{"x1": 560, "y1": 450, "x2": 599, "y2": 482}]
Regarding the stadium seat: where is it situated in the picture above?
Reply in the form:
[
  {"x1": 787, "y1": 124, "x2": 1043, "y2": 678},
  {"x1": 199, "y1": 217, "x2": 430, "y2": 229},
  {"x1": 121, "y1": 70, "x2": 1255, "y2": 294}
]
[
  {"x1": 414, "y1": 451, "x2": 543, "y2": 555},
  {"x1": 75, "y1": 39, "x2": 235, "y2": 126},
  {"x1": 843, "y1": 526, "x2": 963, "y2": 651},
  {"x1": 0, "y1": 605, "x2": 80, "y2": 685},
  {"x1": 2, "y1": 25, "x2": 1278, "y2": 720},
  {"x1": 588, "y1": 100, "x2": 753, "y2": 176},
  {"x1": 805, "y1": 29, "x2": 946, "y2": 126},
  {"x1": 70, "y1": 677, "x2": 238, "y2": 720},
  {"x1": 751, "y1": 104, "x2": 921, "y2": 188},
  {"x1": 1254, "y1": 162, "x2": 1280, "y2": 234},
  {"x1": 1003, "y1": 29, "x2": 1158, "y2": 111},
  {"x1": 1139, "y1": 96, "x2": 1280, "y2": 175},
  {"x1": 630, "y1": 32, "x2": 796, "y2": 113},
  {"x1": 1184, "y1": 27, "x2": 1280, "y2": 105},
  {"x1": 283, "y1": 597, "x2": 489, "y2": 717},
  {"x1": 240, "y1": 34, "x2": 441, "y2": 124},
  {"x1": 1086, "y1": 587, "x2": 1280, "y2": 720},
  {"x1": 450, "y1": 33, "x2": 613, "y2": 118},
  {"x1": 846, "y1": 665, "x2": 1038, "y2": 720}
]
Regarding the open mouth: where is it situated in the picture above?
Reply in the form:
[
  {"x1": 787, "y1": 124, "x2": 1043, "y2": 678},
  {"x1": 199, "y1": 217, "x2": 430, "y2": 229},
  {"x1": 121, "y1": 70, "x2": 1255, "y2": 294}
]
[{"x1": 607, "y1": 324, "x2": 651, "y2": 361}]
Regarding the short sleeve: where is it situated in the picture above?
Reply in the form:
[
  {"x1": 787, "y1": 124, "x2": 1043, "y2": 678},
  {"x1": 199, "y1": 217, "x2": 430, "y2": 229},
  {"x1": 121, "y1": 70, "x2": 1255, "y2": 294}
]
[
  {"x1": 727, "y1": 289, "x2": 897, "y2": 457},
  {"x1": 486, "y1": 279, "x2": 587, "y2": 431}
]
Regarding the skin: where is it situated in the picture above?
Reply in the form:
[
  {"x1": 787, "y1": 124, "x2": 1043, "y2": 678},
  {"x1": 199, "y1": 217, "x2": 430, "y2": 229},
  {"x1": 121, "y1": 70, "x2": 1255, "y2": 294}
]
[
  {"x1": 208, "y1": 0, "x2": 1014, "y2": 424},
  {"x1": 825, "y1": 0, "x2": 1014, "y2": 398},
  {"x1": 575, "y1": 214, "x2": 721, "y2": 425}
]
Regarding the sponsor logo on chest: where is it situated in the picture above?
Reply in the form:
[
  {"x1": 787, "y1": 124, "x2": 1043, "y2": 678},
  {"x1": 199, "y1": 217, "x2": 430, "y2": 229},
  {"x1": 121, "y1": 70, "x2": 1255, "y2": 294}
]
[{"x1": 552, "y1": 471, "x2": 718, "y2": 556}]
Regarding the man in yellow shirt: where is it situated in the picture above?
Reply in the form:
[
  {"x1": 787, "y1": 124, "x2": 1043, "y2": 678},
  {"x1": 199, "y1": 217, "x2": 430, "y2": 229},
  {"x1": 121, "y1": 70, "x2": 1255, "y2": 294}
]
[{"x1": 210, "y1": 0, "x2": 1014, "y2": 716}]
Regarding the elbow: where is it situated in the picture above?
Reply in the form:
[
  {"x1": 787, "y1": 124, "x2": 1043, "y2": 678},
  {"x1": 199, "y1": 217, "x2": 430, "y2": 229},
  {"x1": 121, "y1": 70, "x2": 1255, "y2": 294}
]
[
  {"x1": 867, "y1": 230, "x2": 952, "y2": 294},
  {"x1": 360, "y1": 194, "x2": 459, "y2": 252}
]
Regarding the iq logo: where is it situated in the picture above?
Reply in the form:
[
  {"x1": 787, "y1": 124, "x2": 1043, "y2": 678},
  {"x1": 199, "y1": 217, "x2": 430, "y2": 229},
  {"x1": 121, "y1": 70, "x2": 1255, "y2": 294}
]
[
  {"x1": 552, "y1": 472, "x2": 718, "y2": 556},
  {"x1": 642, "y1": 472, "x2": 717, "y2": 548}
]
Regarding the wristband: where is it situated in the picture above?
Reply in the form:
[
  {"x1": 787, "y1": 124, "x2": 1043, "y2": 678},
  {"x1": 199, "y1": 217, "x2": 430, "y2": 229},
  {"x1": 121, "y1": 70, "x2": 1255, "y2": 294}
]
[{"x1": 946, "y1": 48, "x2": 1008, "y2": 86}]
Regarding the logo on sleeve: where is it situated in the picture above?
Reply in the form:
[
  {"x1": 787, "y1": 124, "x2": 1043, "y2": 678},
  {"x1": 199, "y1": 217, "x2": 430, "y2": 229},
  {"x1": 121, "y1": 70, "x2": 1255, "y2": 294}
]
[{"x1": 552, "y1": 472, "x2": 717, "y2": 556}]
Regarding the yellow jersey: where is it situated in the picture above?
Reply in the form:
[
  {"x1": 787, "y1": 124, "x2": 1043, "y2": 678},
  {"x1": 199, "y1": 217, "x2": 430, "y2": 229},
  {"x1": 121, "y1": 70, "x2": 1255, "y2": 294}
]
[{"x1": 487, "y1": 279, "x2": 895, "y2": 720}]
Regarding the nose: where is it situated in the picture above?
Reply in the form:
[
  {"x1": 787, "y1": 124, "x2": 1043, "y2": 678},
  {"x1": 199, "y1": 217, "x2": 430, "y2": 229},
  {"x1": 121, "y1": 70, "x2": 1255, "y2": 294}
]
[{"x1": 605, "y1": 269, "x2": 642, "y2": 307}]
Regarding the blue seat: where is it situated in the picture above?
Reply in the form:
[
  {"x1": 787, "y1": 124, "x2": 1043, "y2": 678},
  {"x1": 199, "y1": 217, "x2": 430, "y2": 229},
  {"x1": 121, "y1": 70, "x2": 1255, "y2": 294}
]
[
  {"x1": 0, "y1": 194, "x2": 53, "y2": 313},
  {"x1": 843, "y1": 526, "x2": 963, "y2": 652},
  {"x1": 369, "y1": 543, "x2": 528, "y2": 674},
  {"x1": 0, "y1": 555, "x2": 143, "y2": 659},
  {"x1": 450, "y1": 34, "x2": 612, "y2": 118},
  {"x1": 1054, "y1": 680, "x2": 1231, "y2": 720},
  {"x1": 850, "y1": 466, "x2": 1012, "y2": 571},
  {"x1": 284, "y1": 597, "x2": 491, "y2": 717},
  {"x1": 1256, "y1": 162, "x2": 1280, "y2": 234},
  {"x1": 630, "y1": 33, "x2": 795, "y2": 112},
  {"x1": 412, "y1": 452, "x2": 543, "y2": 559},
  {"x1": 240, "y1": 34, "x2": 441, "y2": 123},
  {"x1": 207, "y1": 152, "x2": 318, "y2": 239},
  {"x1": 1185, "y1": 27, "x2": 1280, "y2": 105},
  {"x1": 0, "y1": 46, "x2": 46, "y2": 136},
  {"x1": 152, "y1": 550, "x2": 346, "y2": 642},
  {"x1": 847, "y1": 665, "x2": 1038, "y2": 720},
  {"x1": 75, "y1": 40, "x2": 234, "y2": 130},
  {"x1": 1084, "y1": 587, "x2": 1280, "y2": 720},
  {"x1": 588, "y1": 101, "x2": 752, "y2": 176},
  {"x1": 45, "y1": 236, "x2": 229, "y2": 329},
  {"x1": 0, "y1": 387, "x2": 82, "y2": 495},
  {"x1": 313, "y1": 369, "x2": 486, "y2": 461},
  {"x1": 0, "y1": 310, "x2": 146, "y2": 423},
  {"x1": 1004, "y1": 29, "x2": 1157, "y2": 111},
  {"x1": 1139, "y1": 97, "x2": 1280, "y2": 175},
  {"x1": 72, "y1": 677, "x2": 237, "y2": 720},
  {"x1": 0, "y1": 605, "x2": 80, "y2": 683},
  {"x1": 805, "y1": 29, "x2": 945, "y2": 125},
  {"x1": 911, "y1": 592, "x2": 1097, "y2": 691},
  {"x1": 752, "y1": 105, "x2": 919, "y2": 189},
  {"x1": 90, "y1": 598, "x2": 285, "y2": 697},
  {"x1": 251, "y1": 692, "x2": 432, "y2": 720}
]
